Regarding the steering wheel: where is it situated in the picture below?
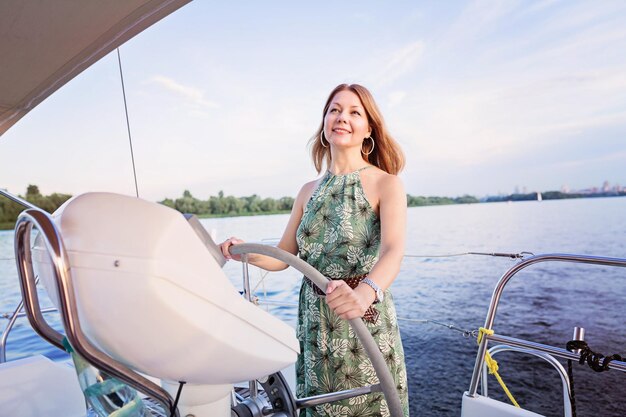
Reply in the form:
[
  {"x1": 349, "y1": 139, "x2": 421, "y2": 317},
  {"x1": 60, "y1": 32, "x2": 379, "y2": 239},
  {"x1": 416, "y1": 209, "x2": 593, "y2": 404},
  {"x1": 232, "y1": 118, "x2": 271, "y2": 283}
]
[{"x1": 229, "y1": 243, "x2": 404, "y2": 417}]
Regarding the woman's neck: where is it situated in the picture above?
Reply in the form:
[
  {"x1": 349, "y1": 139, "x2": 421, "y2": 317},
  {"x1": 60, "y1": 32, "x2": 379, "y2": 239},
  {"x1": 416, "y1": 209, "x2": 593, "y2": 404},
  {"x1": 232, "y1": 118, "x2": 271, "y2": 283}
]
[{"x1": 328, "y1": 152, "x2": 370, "y2": 175}]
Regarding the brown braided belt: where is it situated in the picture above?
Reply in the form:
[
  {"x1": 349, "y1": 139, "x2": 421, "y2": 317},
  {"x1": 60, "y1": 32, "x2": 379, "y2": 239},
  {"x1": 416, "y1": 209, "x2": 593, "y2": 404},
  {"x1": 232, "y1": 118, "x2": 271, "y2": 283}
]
[{"x1": 304, "y1": 274, "x2": 380, "y2": 324}]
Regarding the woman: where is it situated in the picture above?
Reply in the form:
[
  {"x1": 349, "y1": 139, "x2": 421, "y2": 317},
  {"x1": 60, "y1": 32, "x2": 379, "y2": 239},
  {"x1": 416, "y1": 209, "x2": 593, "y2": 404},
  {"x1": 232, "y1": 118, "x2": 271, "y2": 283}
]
[{"x1": 221, "y1": 84, "x2": 409, "y2": 416}]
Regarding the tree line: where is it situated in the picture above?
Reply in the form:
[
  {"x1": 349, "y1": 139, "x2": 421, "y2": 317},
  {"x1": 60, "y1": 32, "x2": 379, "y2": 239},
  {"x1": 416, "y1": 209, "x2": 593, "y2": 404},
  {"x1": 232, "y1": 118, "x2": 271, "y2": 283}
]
[
  {"x1": 0, "y1": 185, "x2": 72, "y2": 229},
  {"x1": 6, "y1": 185, "x2": 626, "y2": 230},
  {"x1": 159, "y1": 190, "x2": 295, "y2": 216},
  {"x1": 159, "y1": 190, "x2": 481, "y2": 216},
  {"x1": 4, "y1": 185, "x2": 625, "y2": 230},
  {"x1": 407, "y1": 195, "x2": 479, "y2": 206},
  {"x1": 485, "y1": 190, "x2": 626, "y2": 202},
  {"x1": 0, "y1": 185, "x2": 482, "y2": 229}
]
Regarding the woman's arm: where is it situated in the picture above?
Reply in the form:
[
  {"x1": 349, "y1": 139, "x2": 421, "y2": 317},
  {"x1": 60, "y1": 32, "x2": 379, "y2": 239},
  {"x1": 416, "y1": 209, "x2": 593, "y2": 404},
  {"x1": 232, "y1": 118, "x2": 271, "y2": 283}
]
[
  {"x1": 220, "y1": 180, "x2": 317, "y2": 271},
  {"x1": 326, "y1": 175, "x2": 406, "y2": 319}
]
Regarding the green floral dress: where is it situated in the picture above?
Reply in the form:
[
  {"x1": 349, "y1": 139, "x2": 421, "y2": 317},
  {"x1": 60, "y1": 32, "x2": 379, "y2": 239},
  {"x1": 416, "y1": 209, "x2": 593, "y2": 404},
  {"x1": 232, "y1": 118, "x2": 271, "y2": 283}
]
[{"x1": 295, "y1": 167, "x2": 409, "y2": 417}]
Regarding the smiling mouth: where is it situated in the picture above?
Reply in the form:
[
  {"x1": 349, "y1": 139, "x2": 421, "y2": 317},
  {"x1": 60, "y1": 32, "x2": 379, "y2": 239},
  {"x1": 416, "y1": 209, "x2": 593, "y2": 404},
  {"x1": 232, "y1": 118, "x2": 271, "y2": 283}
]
[{"x1": 333, "y1": 128, "x2": 351, "y2": 134}]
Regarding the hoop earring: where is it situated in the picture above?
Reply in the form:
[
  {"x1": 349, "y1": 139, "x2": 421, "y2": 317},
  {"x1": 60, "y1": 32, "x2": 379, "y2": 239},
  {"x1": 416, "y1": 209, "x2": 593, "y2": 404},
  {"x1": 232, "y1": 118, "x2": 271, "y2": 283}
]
[
  {"x1": 362, "y1": 136, "x2": 375, "y2": 155},
  {"x1": 319, "y1": 131, "x2": 329, "y2": 148}
]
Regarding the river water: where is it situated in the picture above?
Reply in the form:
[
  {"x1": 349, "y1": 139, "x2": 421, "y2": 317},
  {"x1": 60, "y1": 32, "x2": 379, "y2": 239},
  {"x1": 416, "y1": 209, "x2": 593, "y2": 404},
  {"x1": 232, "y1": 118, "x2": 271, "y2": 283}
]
[{"x1": 1, "y1": 197, "x2": 625, "y2": 416}]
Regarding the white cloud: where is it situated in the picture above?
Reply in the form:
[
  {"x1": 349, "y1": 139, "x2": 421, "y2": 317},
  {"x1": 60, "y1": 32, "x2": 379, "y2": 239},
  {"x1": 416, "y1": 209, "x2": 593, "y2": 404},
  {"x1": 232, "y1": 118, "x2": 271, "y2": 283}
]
[
  {"x1": 147, "y1": 75, "x2": 219, "y2": 109},
  {"x1": 388, "y1": 0, "x2": 626, "y2": 176}
]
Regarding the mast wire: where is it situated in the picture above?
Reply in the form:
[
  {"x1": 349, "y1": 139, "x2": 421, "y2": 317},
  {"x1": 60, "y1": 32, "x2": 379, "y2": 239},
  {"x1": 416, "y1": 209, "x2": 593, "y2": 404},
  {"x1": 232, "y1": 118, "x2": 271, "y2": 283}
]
[
  {"x1": 404, "y1": 251, "x2": 533, "y2": 259},
  {"x1": 116, "y1": 48, "x2": 140, "y2": 198}
]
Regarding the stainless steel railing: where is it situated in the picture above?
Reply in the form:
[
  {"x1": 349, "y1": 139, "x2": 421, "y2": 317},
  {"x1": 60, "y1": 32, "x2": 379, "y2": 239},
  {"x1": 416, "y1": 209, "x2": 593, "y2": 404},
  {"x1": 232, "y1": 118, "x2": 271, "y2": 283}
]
[
  {"x1": 0, "y1": 278, "x2": 58, "y2": 363},
  {"x1": 483, "y1": 344, "x2": 573, "y2": 417},
  {"x1": 0, "y1": 188, "x2": 37, "y2": 210},
  {"x1": 466, "y1": 253, "x2": 626, "y2": 401},
  {"x1": 0, "y1": 188, "x2": 37, "y2": 363},
  {"x1": 13, "y1": 208, "x2": 178, "y2": 416}
]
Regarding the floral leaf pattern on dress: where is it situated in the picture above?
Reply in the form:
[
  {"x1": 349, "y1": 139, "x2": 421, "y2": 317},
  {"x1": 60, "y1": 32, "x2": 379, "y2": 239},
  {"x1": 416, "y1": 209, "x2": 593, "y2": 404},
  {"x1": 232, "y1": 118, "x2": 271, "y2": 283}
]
[{"x1": 295, "y1": 168, "x2": 409, "y2": 417}]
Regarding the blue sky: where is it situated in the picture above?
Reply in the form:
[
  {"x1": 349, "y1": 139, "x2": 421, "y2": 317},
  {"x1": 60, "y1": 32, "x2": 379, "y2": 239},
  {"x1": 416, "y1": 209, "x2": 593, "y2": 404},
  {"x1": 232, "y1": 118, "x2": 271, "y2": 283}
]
[{"x1": 1, "y1": 0, "x2": 626, "y2": 201}]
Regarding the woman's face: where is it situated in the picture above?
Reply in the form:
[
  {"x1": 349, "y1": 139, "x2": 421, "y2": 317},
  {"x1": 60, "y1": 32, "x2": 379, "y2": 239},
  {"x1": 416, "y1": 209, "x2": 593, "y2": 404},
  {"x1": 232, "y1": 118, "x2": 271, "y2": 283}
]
[{"x1": 323, "y1": 90, "x2": 372, "y2": 149}]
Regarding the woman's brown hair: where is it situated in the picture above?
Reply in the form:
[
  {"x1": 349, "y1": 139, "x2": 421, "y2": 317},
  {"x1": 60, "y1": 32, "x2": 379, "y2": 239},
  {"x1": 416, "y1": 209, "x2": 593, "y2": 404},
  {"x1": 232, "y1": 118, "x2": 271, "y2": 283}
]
[{"x1": 309, "y1": 84, "x2": 405, "y2": 175}]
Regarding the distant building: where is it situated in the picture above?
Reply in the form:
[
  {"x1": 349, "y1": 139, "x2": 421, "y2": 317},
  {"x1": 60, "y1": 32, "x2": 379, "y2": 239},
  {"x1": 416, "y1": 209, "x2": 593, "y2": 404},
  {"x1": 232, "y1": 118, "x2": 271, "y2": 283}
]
[
  {"x1": 602, "y1": 180, "x2": 610, "y2": 192},
  {"x1": 561, "y1": 184, "x2": 570, "y2": 193}
]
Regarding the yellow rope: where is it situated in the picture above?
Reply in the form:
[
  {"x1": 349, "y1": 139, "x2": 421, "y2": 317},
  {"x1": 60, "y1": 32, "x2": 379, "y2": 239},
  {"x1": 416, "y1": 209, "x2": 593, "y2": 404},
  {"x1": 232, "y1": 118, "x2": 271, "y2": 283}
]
[{"x1": 478, "y1": 327, "x2": 520, "y2": 408}]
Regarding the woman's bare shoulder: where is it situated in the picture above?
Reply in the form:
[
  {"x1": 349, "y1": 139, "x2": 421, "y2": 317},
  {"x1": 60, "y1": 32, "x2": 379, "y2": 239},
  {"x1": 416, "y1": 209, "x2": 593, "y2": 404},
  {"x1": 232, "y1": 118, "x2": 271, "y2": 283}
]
[
  {"x1": 363, "y1": 166, "x2": 402, "y2": 186},
  {"x1": 294, "y1": 176, "x2": 324, "y2": 206},
  {"x1": 302, "y1": 178, "x2": 321, "y2": 192},
  {"x1": 300, "y1": 177, "x2": 323, "y2": 196}
]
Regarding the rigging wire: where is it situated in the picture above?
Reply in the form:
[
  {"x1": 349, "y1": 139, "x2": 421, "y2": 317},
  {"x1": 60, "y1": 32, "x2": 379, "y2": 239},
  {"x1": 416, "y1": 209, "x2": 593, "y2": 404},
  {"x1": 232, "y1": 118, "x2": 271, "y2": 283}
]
[
  {"x1": 116, "y1": 48, "x2": 140, "y2": 198},
  {"x1": 419, "y1": 319, "x2": 478, "y2": 338},
  {"x1": 248, "y1": 296, "x2": 478, "y2": 338},
  {"x1": 246, "y1": 251, "x2": 532, "y2": 307},
  {"x1": 404, "y1": 252, "x2": 470, "y2": 258},
  {"x1": 242, "y1": 250, "x2": 533, "y2": 325},
  {"x1": 404, "y1": 251, "x2": 533, "y2": 259},
  {"x1": 4, "y1": 250, "x2": 524, "y2": 335},
  {"x1": 1, "y1": 291, "x2": 477, "y2": 337}
]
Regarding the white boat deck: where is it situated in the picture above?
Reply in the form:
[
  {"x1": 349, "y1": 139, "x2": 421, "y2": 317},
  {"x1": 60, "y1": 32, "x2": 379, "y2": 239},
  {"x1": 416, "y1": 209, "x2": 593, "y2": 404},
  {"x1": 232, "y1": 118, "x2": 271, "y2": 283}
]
[{"x1": 0, "y1": 355, "x2": 85, "y2": 417}]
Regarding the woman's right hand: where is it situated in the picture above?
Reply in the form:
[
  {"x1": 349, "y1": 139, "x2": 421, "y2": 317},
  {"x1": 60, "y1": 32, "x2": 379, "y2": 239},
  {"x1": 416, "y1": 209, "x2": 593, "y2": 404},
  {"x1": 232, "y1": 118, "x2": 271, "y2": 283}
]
[{"x1": 220, "y1": 236, "x2": 245, "y2": 261}]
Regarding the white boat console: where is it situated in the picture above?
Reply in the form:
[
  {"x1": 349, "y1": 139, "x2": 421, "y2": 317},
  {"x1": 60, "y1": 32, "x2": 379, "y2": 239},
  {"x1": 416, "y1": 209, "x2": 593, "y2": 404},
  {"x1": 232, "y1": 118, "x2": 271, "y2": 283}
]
[{"x1": 30, "y1": 192, "x2": 300, "y2": 416}]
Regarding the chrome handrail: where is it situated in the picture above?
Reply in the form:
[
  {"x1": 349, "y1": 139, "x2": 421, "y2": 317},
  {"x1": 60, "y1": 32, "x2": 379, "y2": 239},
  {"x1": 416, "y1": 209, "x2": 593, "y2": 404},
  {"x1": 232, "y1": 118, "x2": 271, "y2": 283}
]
[
  {"x1": 0, "y1": 188, "x2": 46, "y2": 363},
  {"x1": 0, "y1": 298, "x2": 25, "y2": 363},
  {"x1": 482, "y1": 345, "x2": 572, "y2": 417},
  {"x1": 13, "y1": 208, "x2": 179, "y2": 416},
  {"x1": 0, "y1": 188, "x2": 37, "y2": 210},
  {"x1": 0, "y1": 279, "x2": 57, "y2": 364},
  {"x1": 0, "y1": 306, "x2": 58, "y2": 363},
  {"x1": 240, "y1": 255, "x2": 259, "y2": 401},
  {"x1": 467, "y1": 253, "x2": 626, "y2": 399},
  {"x1": 295, "y1": 384, "x2": 383, "y2": 409},
  {"x1": 486, "y1": 333, "x2": 626, "y2": 373}
]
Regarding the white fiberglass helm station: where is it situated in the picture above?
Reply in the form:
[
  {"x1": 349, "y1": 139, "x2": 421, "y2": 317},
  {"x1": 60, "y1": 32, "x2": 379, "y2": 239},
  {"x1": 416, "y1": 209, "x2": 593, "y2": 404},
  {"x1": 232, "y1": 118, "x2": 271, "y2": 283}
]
[{"x1": 31, "y1": 193, "x2": 300, "y2": 416}]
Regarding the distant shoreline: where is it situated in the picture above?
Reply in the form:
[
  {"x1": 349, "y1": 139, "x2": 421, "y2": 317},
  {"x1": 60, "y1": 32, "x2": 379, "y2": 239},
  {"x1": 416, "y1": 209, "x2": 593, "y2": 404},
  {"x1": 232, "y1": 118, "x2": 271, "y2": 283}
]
[
  {"x1": 483, "y1": 190, "x2": 626, "y2": 203},
  {"x1": 197, "y1": 210, "x2": 291, "y2": 219},
  {"x1": 1, "y1": 193, "x2": 625, "y2": 231}
]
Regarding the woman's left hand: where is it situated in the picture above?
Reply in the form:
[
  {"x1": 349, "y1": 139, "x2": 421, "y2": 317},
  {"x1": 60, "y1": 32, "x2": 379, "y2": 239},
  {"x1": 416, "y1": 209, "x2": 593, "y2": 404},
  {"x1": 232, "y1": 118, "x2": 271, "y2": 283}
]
[{"x1": 325, "y1": 280, "x2": 376, "y2": 320}]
